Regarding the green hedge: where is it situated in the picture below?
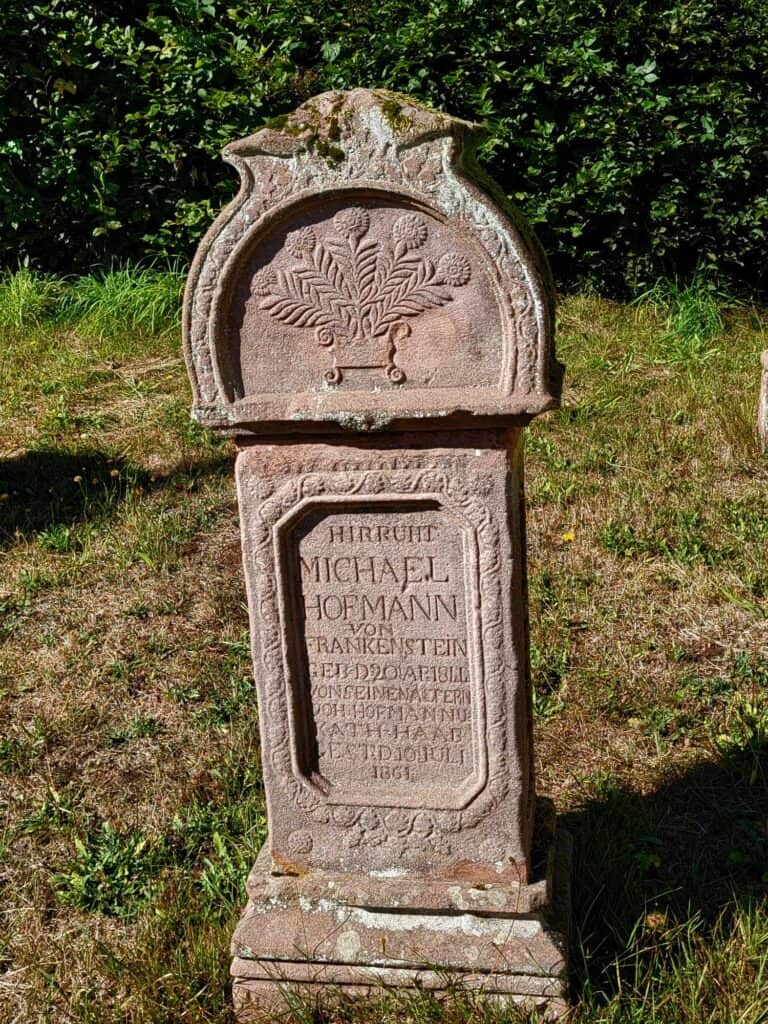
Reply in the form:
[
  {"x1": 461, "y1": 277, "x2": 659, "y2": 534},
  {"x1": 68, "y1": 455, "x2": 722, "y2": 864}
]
[{"x1": 2, "y1": 1, "x2": 767, "y2": 295}]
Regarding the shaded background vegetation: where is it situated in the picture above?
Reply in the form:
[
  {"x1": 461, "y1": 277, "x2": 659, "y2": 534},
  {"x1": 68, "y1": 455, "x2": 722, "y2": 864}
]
[{"x1": 2, "y1": 0, "x2": 767, "y2": 296}]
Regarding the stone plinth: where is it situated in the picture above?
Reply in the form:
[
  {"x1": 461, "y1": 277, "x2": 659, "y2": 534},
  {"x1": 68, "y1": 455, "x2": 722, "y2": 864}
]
[
  {"x1": 232, "y1": 808, "x2": 571, "y2": 1020},
  {"x1": 183, "y1": 88, "x2": 567, "y2": 1018}
]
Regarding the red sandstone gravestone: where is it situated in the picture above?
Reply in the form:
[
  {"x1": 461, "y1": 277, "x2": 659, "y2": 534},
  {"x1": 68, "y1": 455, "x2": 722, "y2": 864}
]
[{"x1": 184, "y1": 88, "x2": 570, "y2": 1019}]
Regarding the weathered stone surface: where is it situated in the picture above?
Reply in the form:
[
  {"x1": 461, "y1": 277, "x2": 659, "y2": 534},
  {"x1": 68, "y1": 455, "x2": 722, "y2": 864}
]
[
  {"x1": 242, "y1": 852, "x2": 551, "y2": 916},
  {"x1": 236, "y1": 431, "x2": 534, "y2": 879},
  {"x1": 230, "y1": 824, "x2": 572, "y2": 1020},
  {"x1": 759, "y1": 351, "x2": 768, "y2": 449},
  {"x1": 183, "y1": 88, "x2": 561, "y2": 434},
  {"x1": 182, "y1": 87, "x2": 568, "y2": 1018}
]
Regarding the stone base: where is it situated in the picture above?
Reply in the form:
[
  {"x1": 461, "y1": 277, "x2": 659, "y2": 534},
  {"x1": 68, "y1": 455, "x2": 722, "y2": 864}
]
[{"x1": 231, "y1": 824, "x2": 571, "y2": 1021}]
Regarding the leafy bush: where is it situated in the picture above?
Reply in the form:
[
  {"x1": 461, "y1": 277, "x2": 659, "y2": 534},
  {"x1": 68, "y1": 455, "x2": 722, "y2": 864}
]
[{"x1": 1, "y1": 1, "x2": 767, "y2": 296}]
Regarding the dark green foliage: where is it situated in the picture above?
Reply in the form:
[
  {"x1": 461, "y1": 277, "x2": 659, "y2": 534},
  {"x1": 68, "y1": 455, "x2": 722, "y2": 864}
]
[{"x1": 2, "y1": 1, "x2": 767, "y2": 295}]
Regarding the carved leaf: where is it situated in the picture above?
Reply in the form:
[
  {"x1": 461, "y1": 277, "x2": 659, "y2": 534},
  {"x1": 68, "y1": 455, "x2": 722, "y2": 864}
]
[
  {"x1": 376, "y1": 252, "x2": 452, "y2": 325},
  {"x1": 291, "y1": 267, "x2": 354, "y2": 321},
  {"x1": 259, "y1": 294, "x2": 335, "y2": 327},
  {"x1": 258, "y1": 215, "x2": 470, "y2": 344},
  {"x1": 314, "y1": 245, "x2": 351, "y2": 299},
  {"x1": 379, "y1": 257, "x2": 424, "y2": 296}
]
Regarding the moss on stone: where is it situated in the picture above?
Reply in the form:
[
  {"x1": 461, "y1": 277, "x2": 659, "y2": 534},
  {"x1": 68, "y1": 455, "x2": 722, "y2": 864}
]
[
  {"x1": 261, "y1": 94, "x2": 347, "y2": 165},
  {"x1": 374, "y1": 89, "x2": 450, "y2": 132},
  {"x1": 260, "y1": 113, "x2": 290, "y2": 132},
  {"x1": 259, "y1": 112, "x2": 312, "y2": 138},
  {"x1": 379, "y1": 97, "x2": 407, "y2": 132},
  {"x1": 315, "y1": 138, "x2": 345, "y2": 167}
]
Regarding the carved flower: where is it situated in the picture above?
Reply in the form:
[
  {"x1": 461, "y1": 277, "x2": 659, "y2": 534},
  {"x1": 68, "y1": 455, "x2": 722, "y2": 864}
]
[
  {"x1": 270, "y1": 747, "x2": 288, "y2": 771},
  {"x1": 385, "y1": 810, "x2": 413, "y2": 838},
  {"x1": 284, "y1": 226, "x2": 317, "y2": 259},
  {"x1": 392, "y1": 213, "x2": 428, "y2": 250},
  {"x1": 437, "y1": 252, "x2": 471, "y2": 286},
  {"x1": 310, "y1": 804, "x2": 332, "y2": 825},
  {"x1": 287, "y1": 830, "x2": 313, "y2": 855},
  {"x1": 332, "y1": 806, "x2": 359, "y2": 827},
  {"x1": 333, "y1": 207, "x2": 370, "y2": 240},
  {"x1": 358, "y1": 809, "x2": 383, "y2": 833},
  {"x1": 411, "y1": 812, "x2": 434, "y2": 838},
  {"x1": 300, "y1": 476, "x2": 326, "y2": 497},
  {"x1": 251, "y1": 267, "x2": 277, "y2": 296},
  {"x1": 366, "y1": 473, "x2": 386, "y2": 493},
  {"x1": 295, "y1": 786, "x2": 319, "y2": 811}
]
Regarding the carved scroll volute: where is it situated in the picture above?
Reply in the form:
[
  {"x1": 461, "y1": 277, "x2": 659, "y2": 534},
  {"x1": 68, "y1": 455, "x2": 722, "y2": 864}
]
[{"x1": 183, "y1": 88, "x2": 561, "y2": 433}]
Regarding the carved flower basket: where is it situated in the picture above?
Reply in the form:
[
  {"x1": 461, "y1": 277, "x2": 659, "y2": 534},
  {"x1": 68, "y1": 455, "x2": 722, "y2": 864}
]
[
  {"x1": 254, "y1": 208, "x2": 471, "y2": 389},
  {"x1": 321, "y1": 324, "x2": 407, "y2": 385}
]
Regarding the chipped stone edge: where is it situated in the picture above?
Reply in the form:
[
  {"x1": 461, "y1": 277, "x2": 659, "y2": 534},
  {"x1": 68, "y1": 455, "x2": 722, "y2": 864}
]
[
  {"x1": 229, "y1": 819, "x2": 572, "y2": 1020},
  {"x1": 182, "y1": 88, "x2": 562, "y2": 433}
]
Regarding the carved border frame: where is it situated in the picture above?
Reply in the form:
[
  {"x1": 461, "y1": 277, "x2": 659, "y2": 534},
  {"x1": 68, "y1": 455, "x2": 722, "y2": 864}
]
[
  {"x1": 239, "y1": 463, "x2": 511, "y2": 853},
  {"x1": 273, "y1": 492, "x2": 487, "y2": 812}
]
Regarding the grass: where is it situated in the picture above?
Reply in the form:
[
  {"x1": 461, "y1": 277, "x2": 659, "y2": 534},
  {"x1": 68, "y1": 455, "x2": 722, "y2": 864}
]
[
  {"x1": 0, "y1": 263, "x2": 183, "y2": 338},
  {"x1": 58, "y1": 266, "x2": 185, "y2": 345},
  {"x1": 0, "y1": 269, "x2": 767, "y2": 1022},
  {"x1": 634, "y1": 270, "x2": 730, "y2": 364}
]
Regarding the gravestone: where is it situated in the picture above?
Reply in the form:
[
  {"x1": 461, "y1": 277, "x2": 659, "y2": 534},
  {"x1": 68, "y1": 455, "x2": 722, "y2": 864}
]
[{"x1": 183, "y1": 88, "x2": 570, "y2": 1018}]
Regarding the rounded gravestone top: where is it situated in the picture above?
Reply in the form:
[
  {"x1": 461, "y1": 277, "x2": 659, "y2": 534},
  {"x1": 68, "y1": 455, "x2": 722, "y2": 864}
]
[{"x1": 183, "y1": 88, "x2": 561, "y2": 434}]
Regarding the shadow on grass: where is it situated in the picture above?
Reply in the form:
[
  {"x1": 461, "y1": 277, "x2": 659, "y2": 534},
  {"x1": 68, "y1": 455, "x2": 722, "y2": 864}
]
[
  {"x1": 0, "y1": 447, "x2": 232, "y2": 546},
  {"x1": 566, "y1": 740, "x2": 768, "y2": 1000}
]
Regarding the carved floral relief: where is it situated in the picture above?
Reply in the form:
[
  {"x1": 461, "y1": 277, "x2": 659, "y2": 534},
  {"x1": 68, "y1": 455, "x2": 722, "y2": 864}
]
[{"x1": 251, "y1": 208, "x2": 471, "y2": 385}]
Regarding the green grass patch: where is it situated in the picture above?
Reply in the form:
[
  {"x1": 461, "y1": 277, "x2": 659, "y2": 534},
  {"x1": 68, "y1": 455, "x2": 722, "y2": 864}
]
[
  {"x1": 0, "y1": 266, "x2": 183, "y2": 338},
  {"x1": 58, "y1": 266, "x2": 184, "y2": 344},
  {"x1": 635, "y1": 270, "x2": 732, "y2": 365},
  {"x1": 0, "y1": 279, "x2": 766, "y2": 1021},
  {"x1": 54, "y1": 822, "x2": 163, "y2": 918},
  {"x1": 0, "y1": 267, "x2": 64, "y2": 330}
]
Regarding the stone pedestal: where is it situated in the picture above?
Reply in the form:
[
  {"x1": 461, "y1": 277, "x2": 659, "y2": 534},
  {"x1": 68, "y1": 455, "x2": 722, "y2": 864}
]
[
  {"x1": 183, "y1": 88, "x2": 567, "y2": 1018},
  {"x1": 232, "y1": 811, "x2": 571, "y2": 1020}
]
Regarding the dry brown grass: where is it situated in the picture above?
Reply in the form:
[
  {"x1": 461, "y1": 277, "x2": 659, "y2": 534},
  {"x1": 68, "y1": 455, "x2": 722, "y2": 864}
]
[{"x1": 1, "y1": 286, "x2": 767, "y2": 1022}]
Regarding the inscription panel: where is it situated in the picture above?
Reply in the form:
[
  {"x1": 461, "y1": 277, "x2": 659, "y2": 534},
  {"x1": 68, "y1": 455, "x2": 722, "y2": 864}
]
[
  {"x1": 285, "y1": 502, "x2": 479, "y2": 808},
  {"x1": 235, "y1": 437, "x2": 531, "y2": 874}
]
